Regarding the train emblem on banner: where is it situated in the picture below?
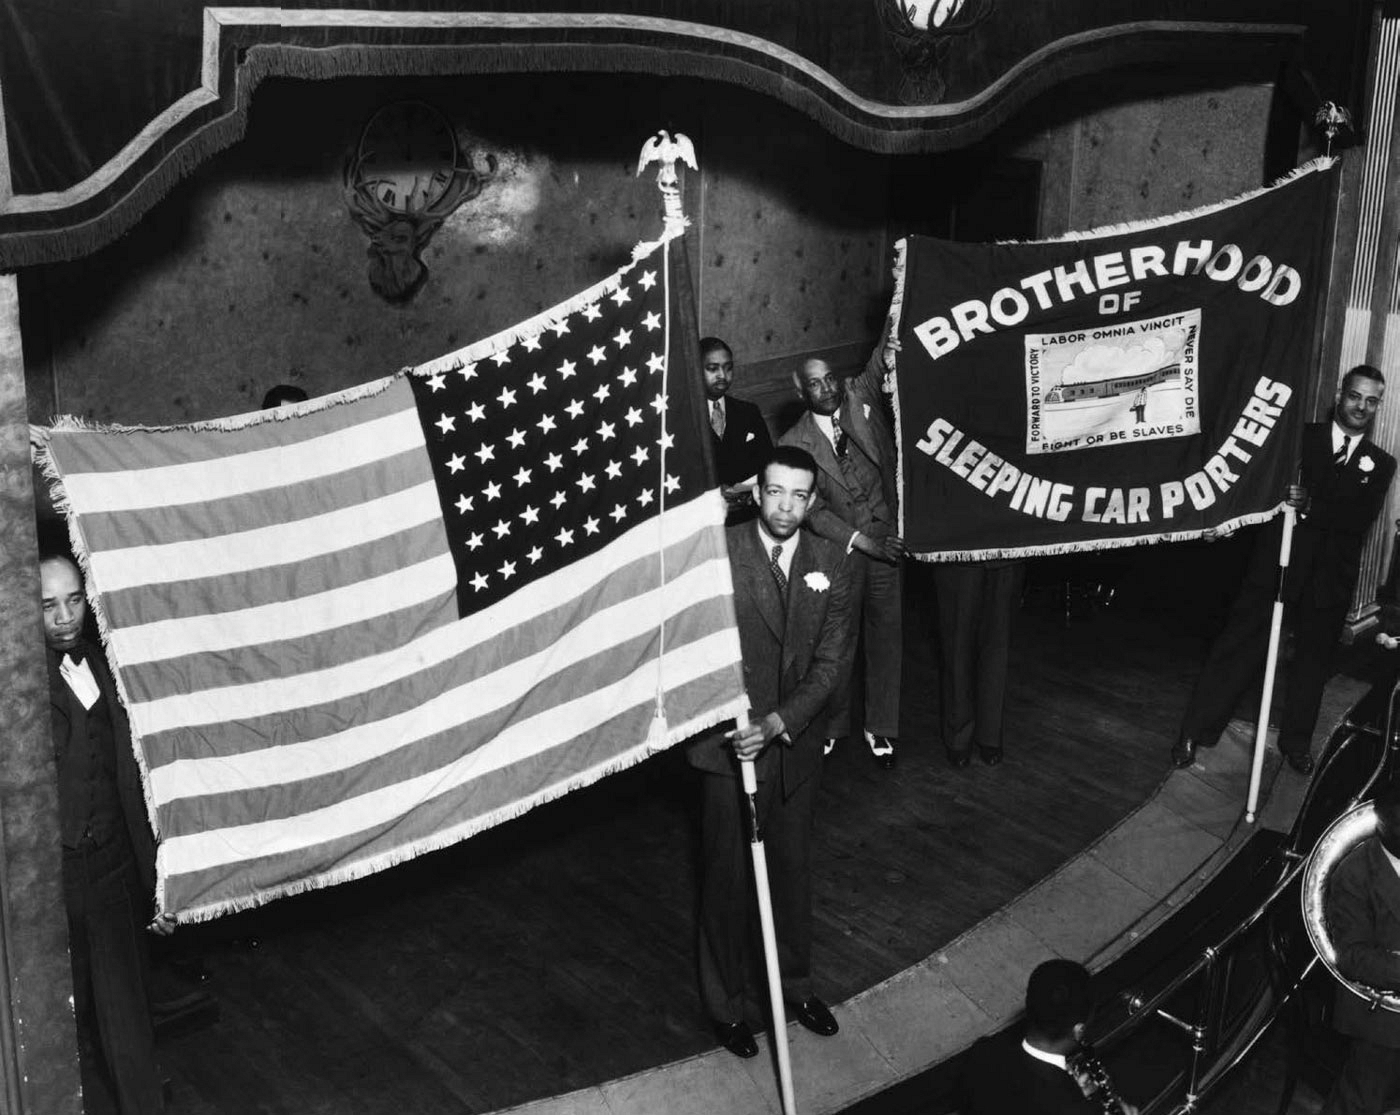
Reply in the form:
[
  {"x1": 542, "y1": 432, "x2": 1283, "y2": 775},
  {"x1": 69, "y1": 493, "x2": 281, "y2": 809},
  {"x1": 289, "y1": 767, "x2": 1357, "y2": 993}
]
[{"x1": 1025, "y1": 310, "x2": 1201, "y2": 455}]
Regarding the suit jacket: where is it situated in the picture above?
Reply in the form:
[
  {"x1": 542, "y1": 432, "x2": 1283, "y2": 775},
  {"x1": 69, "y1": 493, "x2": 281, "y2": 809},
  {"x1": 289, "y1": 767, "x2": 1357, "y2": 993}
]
[
  {"x1": 1248, "y1": 423, "x2": 1396, "y2": 610},
  {"x1": 47, "y1": 640, "x2": 157, "y2": 893},
  {"x1": 1329, "y1": 836, "x2": 1400, "y2": 1047},
  {"x1": 686, "y1": 524, "x2": 854, "y2": 794},
  {"x1": 711, "y1": 395, "x2": 773, "y2": 488},
  {"x1": 779, "y1": 347, "x2": 899, "y2": 545},
  {"x1": 962, "y1": 1030, "x2": 1104, "y2": 1115}
]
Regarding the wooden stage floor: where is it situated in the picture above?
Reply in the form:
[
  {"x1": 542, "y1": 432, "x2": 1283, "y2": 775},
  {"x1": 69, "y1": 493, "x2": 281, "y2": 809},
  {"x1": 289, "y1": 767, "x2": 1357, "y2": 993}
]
[{"x1": 155, "y1": 564, "x2": 1207, "y2": 1115}]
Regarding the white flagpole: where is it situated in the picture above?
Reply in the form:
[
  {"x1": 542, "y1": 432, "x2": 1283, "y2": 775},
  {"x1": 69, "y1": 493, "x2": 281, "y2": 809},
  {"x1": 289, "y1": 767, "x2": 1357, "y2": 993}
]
[
  {"x1": 739, "y1": 756, "x2": 798, "y2": 1115},
  {"x1": 1246, "y1": 503, "x2": 1296, "y2": 822}
]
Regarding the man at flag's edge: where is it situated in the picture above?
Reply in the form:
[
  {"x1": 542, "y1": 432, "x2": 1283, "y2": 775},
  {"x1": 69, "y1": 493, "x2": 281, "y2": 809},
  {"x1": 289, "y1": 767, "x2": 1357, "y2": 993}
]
[
  {"x1": 36, "y1": 220, "x2": 749, "y2": 923},
  {"x1": 884, "y1": 156, "x2": 1335, "y2": 561}
]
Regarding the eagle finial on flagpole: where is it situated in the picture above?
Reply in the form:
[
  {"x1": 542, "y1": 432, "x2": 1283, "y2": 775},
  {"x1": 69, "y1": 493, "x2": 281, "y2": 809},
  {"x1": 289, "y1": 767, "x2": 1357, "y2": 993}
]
[{"x1": 637, "y1": 131, "x2": 696, "y2": 235}]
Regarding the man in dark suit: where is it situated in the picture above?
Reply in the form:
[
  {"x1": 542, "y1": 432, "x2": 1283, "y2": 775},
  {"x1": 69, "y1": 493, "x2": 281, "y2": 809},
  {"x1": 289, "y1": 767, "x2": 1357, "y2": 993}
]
[
  {"x1": 1175, "y1": 366, "x2": 1396, "y2": 774},
  {"x1": 963, "y1": 959, "x2": 1137, "y2": 1115},
  {"x1": 1322, "y1": 782, "x2": 1400, "y2": 1114},
  {"x1": 701, "y1": 337, "x2": 773, "y2": 522},
  {"x1": 687, "y1": 445, "x2": 855, "y2": 1058},
  {"x1": 779, "y1": 339, "x2": 904, "y2": 767},
  {"x1": 42, "y1": 553, "x2": 171, "y2": 1114}
]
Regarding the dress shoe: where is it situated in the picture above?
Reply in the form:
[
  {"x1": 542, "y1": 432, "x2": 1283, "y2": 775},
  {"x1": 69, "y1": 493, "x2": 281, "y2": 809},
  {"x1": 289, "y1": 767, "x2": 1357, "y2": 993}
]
[
  {"x1": 1171, "y1": 737, "x2": 1202, "y2": 769},
  {"x1": 1282, "y1": 749, "x2": 1315, "y2": 776},
  {"x1": 863, "y1": 731, "x2": 896, "y2": 768},
  {"x1": 946, "y1": 749, "x2": 971, "y2": 768},
  {"x1": 977, "y1": 746, "x2": 1003, "y2": 766},
  {"x1": 790, "y1": 996, "x2": 839, "y2": 1037},
  {"x1": 713, "y1": 1020, "x2": 759, "y2": 1058}
]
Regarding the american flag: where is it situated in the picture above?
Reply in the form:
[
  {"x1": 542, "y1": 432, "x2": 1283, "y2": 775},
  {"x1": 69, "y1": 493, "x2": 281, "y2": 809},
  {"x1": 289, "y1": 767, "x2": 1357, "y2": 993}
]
[{"x1": 42, "y1": 230, "x2": 747, "y2": 921}]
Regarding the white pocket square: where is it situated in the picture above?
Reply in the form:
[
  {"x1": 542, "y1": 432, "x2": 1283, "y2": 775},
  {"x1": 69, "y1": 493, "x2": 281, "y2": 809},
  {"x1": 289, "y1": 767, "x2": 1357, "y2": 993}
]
[
  {"x1": 862, "y1": 403, "x2": 871, "y2": 419},
  {"x1": 745, "y1": 431, "x2": 755, "y2": 442}
]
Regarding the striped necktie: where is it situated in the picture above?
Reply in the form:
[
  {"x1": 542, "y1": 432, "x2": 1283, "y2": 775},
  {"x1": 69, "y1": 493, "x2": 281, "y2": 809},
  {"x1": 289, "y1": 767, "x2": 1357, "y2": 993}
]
[{"x1": 1334, "y1": 437, "x2": 1352, "y2": 469}]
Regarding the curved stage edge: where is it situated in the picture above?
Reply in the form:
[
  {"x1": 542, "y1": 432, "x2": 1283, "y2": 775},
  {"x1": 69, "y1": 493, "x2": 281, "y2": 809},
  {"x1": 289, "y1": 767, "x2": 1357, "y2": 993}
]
[{"x1": 496, "y1": 678, "x2": 1367, "y2": 1115}]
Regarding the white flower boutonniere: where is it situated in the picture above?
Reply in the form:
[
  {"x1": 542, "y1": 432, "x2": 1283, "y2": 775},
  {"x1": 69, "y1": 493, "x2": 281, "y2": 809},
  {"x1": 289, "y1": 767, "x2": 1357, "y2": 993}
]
[
  {"x1": 804, "y1": 571, "x2": 830, "y2": 593},
  {"x1": 1359, "y1": 455, "x2": 1375, "y2": 473}
]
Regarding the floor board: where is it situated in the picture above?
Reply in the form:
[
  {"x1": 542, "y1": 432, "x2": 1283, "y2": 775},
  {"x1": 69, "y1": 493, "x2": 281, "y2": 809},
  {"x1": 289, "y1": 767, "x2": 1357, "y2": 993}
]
[{"x1": 156, "y1": 579, "x2": 1207, "y2": 1114}]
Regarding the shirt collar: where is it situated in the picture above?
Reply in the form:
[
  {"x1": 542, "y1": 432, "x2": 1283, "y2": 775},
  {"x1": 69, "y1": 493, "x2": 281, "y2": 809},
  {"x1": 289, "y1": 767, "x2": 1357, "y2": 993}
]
[
  {"x1": 812, "y1": 412, "x2": 838, "y2": 451},
  {"x1": 1383, "y1": 842, "x2": 1400, "y2": 881},
  {"x1": 755, "y1": 522, "x2": 797, "y2": 578},
  {"x1": 1021, "y1": 1038, "x2": 1068, "y2": 1070}
]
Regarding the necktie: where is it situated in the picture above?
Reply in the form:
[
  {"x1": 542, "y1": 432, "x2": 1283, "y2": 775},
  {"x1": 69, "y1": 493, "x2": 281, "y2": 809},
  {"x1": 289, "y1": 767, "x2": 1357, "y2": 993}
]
[
  {"x1": 770, "y1": 543, "x2": 787, "y2": 599},
  {"x1": 832, "y1": 415, "x2": 848, "y2": 459},
  {"x1": 1335, "y1": 437, "x2": 1351, "y2": 469},
  {"x1": 710, "y1": 400, "x2": 725, "y2": 439}
]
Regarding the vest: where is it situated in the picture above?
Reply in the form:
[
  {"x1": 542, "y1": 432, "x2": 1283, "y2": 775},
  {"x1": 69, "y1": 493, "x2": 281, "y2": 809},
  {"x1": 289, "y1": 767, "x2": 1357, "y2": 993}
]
[{"x1": 54, "y1": 659, "x2": 125, "y2": 849}]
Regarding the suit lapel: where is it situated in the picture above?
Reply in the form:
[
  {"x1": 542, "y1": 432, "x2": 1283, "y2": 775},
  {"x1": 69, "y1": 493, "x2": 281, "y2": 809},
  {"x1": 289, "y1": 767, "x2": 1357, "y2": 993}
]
[
  {"x1": 794, "y1": 412, "x2": 852, "y2": 494},
  {"x1": 733, "y1": 525, "x2": 785, "y2": 641},
  {"x1": 842, "y1": 396, "x2": 880, "y2": 468}
]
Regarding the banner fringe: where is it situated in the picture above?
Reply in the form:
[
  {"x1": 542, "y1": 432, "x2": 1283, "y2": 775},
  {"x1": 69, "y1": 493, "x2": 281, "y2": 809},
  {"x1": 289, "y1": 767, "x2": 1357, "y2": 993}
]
[
  {"x1": 908, "y1": 506, "x2": 1283, "y2": 562},
  {"x1": 167, "y1": 693, "x2": 748, "y2": 924},
  {"x1": 1002, "y1": 156, "x2": 1338, "y2": 247}
]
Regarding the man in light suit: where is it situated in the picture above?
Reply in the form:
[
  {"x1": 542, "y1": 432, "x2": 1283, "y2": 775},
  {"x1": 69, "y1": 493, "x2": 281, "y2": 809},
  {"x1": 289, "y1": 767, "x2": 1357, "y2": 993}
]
[
  {"x1": 1322, "y1": 782, "x2": 1400, "y2": 1114},
  {"x1": 701, "y1": 337, "x2": 773, "y2": 523},
  {"x1": 1175, "y1": 366, "x2": 1396, "y2": 774},
  {"x1": 687, "y1": 445, "x2": 855, "y2": 1058},
  {"x1": 779, "y1": 339, "x2": 905, "y2": 766}
]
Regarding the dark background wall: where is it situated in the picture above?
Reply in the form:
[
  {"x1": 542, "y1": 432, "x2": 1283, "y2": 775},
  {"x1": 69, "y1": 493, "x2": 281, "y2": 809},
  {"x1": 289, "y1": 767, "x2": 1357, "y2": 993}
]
[{"x1": 18, "y1": 69, "x2": 1274, "y2": 438}]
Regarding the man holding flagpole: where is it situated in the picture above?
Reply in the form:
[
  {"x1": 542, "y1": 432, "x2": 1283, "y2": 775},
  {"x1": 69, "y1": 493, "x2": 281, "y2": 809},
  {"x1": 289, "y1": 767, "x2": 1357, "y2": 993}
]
[
  {"x1": 1174, "y1": 365, "x2": 1395, "y2": 774},
  {"x1": 687, "y1": 445, "x2": 855, "y2": 1058}
]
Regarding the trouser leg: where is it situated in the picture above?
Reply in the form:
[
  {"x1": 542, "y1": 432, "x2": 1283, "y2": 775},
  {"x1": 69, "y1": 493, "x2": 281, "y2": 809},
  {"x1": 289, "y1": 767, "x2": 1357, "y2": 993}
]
[
  {"x1": 862, "y1": 557, "x2": 903, "y2": 737},
  {"x1": 1180, "y1": 585, "x2": 1274, "y2": 744},
  {"x1": 973, "y1": 563, "x2": 1024, "y2": 752},
  {"x1": 1279, "y1": 598, "x2": 1348, "y2": 758},
  {"x1": 73, "y1": 839, "x2": 163, "y2": 1115},
  {"x1": 932, "y1": 565, "x2": 981, "y2": 755},
  {"x1": 697, "y1": 773, "x2": 756, "y2": 1024},
  {"x1": 764, "y1": 773, "x2": 818, "y2": 1005}
]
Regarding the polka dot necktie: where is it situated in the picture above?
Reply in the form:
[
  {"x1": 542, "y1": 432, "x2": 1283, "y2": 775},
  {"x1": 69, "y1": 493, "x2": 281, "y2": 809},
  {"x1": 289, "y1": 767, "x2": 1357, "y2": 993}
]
[{"x1": 770, "y1": 543, "x2": 787, "y2": 599}]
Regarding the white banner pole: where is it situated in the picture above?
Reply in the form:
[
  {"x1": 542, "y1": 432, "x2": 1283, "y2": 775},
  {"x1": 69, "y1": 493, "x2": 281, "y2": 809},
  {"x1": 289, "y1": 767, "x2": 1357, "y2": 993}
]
[
  {"x1": 1246, "y1": 503, "x2": 1296, "y2": 822},
  {"x1": 739, "y1": 756, "x2": 798, "y2": 1115}
]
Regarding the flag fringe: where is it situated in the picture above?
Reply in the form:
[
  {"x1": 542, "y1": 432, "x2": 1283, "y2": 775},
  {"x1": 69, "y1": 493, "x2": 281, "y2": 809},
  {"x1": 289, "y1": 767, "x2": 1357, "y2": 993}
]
[
  {"x1": 889, "y1": 238, "x2": 910, "y2": 539},
  {"x1": 1000, "y1": 156, "x2": 1338, "y2": 247},
  {"x1": 908, "y1": 506, "x2": 1283, "y2": 563},
  {"x1": 167, "y1": 692, "x2": 748, "y2": 924},
  {"x1": 410, "y1": 226, "x2": 686, "y2": 379}
]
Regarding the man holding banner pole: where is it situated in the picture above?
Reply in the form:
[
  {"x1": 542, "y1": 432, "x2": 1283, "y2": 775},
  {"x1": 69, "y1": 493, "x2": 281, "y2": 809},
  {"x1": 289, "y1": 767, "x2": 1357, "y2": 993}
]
[
  {"x1": 686, "y1": 445, "x2": 854, "y2": 1061},
  {"x1": 1173, "y1": 366, "x2": 1394, "y2": 774},
  {"x1": 780, "y1": 346, "x2": 904, "y2": 768}
]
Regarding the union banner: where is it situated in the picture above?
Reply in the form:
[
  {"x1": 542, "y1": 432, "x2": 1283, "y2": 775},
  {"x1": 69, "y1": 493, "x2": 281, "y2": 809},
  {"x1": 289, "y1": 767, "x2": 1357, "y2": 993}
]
[{"x1": 890, "y1": 158, "x2": 1337, "y2": 558}]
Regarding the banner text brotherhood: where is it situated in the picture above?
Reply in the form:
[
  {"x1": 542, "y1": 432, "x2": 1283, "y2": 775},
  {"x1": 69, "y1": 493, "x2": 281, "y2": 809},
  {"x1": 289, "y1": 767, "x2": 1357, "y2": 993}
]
[{"x1": 890, "y1": 159, "x2": 1336, "y2": 559}]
